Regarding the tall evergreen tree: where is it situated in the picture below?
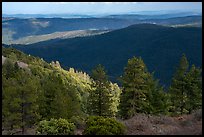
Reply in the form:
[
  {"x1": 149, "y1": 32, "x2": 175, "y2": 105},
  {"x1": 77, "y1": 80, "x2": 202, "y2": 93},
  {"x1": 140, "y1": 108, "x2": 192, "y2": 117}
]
[
  {"x1": 38, "y1": 71, "x2": 82, "y2": 120},
  {"x1": 2, "y1": 64, "x2": 40, "y2": 134},
  {"x1": 169, "y1": 54, "x2": 189, "y2": 115},
  {"x1": 147, "y1": 75, "x2": 170, "y2": 115},
  {"x1": 119, "y1": 56, "x2": 169, "y2": 119},
  {"x1": 87, "y1": 64, "x2": 113, "y2": 117},
  {"x1": 109, "y1": 83, "x2": 122, "y2": 117},
  {"x1": 18, "y1": 74, "x2": 40, "y2": 134},
  {"x1": 119, "y1": 56, "x2": 153, "y2": 119},
  {"x1": 185, "y1": 65, "x2": 202, "y2": 113}
]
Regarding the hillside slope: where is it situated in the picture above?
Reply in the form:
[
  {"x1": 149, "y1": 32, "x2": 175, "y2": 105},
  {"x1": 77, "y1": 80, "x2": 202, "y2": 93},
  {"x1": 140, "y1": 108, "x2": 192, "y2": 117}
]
[
  {"x1": 2, "y1": 18, "x2": 138, "y2": 41},
  {"x1": 3, "y1": 30, "x2": 109, "y2": 45},
  {"x1": 8, "y1": 24, "x2": 202, "y2": 87},
  {"x1": 2, "y1": 47, "x2": 93, "y2": 121}
]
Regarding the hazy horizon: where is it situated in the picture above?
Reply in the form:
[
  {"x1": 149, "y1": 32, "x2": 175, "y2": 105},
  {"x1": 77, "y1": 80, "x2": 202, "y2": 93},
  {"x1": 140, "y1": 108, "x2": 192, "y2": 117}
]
[{"x1": 3, "y1": 2, "x2": 202, "y2": 15}]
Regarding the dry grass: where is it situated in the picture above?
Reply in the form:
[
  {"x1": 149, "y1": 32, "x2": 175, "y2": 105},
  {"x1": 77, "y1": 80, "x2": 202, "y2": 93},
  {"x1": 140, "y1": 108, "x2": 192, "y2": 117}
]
[{"x1": 122, "y1": 109, "x2": 202, "y2": 135}]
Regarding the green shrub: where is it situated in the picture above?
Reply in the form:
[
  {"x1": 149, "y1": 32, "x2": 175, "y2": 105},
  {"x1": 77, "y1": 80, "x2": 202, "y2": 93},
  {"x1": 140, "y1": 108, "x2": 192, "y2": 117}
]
[
  {"x1": 70, "y1": 116, "x2": 86, "y2": 129},
  {"x1": 83, "y1": 116, "x2": 126, "y2": 135},
  {"x1": 36, "y1": 118, "x2": 75, "y2": 135}
]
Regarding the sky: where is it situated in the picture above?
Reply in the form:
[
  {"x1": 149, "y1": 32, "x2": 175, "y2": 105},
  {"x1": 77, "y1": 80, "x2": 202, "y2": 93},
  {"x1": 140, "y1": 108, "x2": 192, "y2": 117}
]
[{"x1": 2, "y1": 2, "x2": 202, "y2": 15}]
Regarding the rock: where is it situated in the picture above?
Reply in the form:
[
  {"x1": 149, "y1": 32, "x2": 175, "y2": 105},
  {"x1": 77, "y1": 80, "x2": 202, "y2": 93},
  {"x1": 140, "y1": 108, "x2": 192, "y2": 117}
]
[
  {"x1": 2, "y1": 56, "x2": 6, "y2": 65},
  {"x1": 17, "y1": 61, "x2": 29, "y2": 69}
]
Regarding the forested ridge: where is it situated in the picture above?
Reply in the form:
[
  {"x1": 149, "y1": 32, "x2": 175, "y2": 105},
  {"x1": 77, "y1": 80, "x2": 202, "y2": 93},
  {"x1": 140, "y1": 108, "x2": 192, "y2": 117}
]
[
  {"x1": 2, "y1": 47, "x2": 202, "y2": 135},
  {"x1": 9, "y1": 24, "x2": 202, "y2": 87}
]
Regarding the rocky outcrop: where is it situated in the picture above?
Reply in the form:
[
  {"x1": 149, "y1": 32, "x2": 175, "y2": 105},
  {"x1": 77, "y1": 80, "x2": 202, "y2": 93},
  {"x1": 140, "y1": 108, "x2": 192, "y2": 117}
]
[
  {"x1": 16, "y1": 61, "x2": 29, "y2": 69},
  {"x1": 2, "y1": 56, "x2": 29, "y2": 70},
  {"x1": 2, "y1": 56, "x2": 6, "y2": 65},
  {"x1": 51, "y1": 61, "x2": 61, "y2": 68}
]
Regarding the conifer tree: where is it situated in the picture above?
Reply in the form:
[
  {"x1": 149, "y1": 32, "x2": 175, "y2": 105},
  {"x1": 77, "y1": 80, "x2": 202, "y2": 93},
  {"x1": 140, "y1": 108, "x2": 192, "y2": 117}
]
[
  {"x1": 38, "y1": 71, "x2": 82, "y2": 120},
  {"x1": 2, "y1": 65, "x2": 40, "y2": 134},
  {"x1": 119, "y1": 56, "x2": 152, "y2": 119},
  {"x1": 87, "y1": 64, "x2": 113, "y2": 117},
  {"x1": 17, "y1": 74, "x2": 40, "y2": 134},
  {"x1": 185, "y1": 65, "x2": 202, "y2": 113},
  {"x1": 109, "y1": 83, "x2": 122, "y2": 117},
  {"x1": 147, "y1": 76, "x2": 169, "y2": 115},
  {"x1": 169, "y1": 54, "x2": 189, "y2": 115}
]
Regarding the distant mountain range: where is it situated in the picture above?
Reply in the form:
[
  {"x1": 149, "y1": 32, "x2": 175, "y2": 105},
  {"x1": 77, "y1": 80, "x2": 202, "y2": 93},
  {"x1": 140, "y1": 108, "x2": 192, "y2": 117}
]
[
  {"x1": 5, "y1": 24, "x2": 202, "y2": 87},
  {"x1": 2, "y1": 15, "x2": 202, "y2": 44},
  {"x1": 2, "y1": 18, "x2": 137, "y2": 41},
  {"x1": 2, "y1": 14, "x2": 94, "y2": 19},
  {"x1": 2, "y1": 11, "x2": 201, "y2": 18}
]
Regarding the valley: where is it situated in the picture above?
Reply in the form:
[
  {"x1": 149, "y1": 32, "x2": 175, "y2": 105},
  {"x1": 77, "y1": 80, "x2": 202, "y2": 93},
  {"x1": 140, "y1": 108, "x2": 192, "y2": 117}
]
[
  {"x1": 2, "y1": 2, "x2": 202, "y2": 135},
  {"x1": 4, "y1": 23, "x2": 202, "y2": 87}
]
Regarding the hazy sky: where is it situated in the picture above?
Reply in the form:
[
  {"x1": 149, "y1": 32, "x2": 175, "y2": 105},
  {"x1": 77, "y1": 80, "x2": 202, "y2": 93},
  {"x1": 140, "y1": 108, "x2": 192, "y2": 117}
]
[{"x1": 2, "y1": 2, "x2": 202, "y2": 14}]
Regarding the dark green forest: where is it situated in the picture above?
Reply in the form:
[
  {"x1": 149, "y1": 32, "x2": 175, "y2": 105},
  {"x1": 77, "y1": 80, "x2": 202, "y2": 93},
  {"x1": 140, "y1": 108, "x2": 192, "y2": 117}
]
[
  {"x1": 9, "y1": 24, "x2": 202, "y2": 87},
  {"x1": 2, "y1": 47, "x2": 202, "y2": 135}
]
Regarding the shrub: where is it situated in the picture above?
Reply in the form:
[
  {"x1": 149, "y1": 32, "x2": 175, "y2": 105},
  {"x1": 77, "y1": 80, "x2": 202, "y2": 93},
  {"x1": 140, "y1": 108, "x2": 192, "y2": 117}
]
[
  {"x1": 36, "y1": 118, "x2": 75, "y2": 135},
  {"x1": 70, "y1": 116, "x2": 86, "y2": 129},
  {"x1": 193, "y1": 109, "x2": 202, "y2": 121},
  {"x1": 83, "y1": 116, "x2": 126, "y2": 135}
]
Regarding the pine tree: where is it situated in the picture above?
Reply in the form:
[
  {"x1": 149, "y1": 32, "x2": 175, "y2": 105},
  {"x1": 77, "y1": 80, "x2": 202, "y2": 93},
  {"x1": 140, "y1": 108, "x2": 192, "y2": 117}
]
[
  {"x1": 185, "y1": 65, "x2": 202, "y2": 114},
  {"x1": 168, "y1": 54, "x2": 189, "y2": 115},
  {"x1": 119, "y1": 56, "x2": 153, "y2": 119},
  {"x1": 3, "y1": 59, "x2": 16, "y2": 78},
  {"x1": 147, "y1": 76, "x2": 169, "y2": 115},
  {"x1": 2, "y1": 65, "x2": 40, "y2": 134},
  {"x1": 109, "y1": 83, "x2": 122, "y2": 117},
  {"x1": 87, "y1": 64, "x2": 113, "y2": 117},
  {"x1": 38, "y1": 71, "x2": 82, "y2": 120}
]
